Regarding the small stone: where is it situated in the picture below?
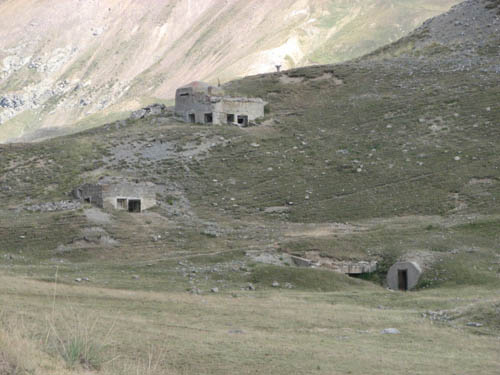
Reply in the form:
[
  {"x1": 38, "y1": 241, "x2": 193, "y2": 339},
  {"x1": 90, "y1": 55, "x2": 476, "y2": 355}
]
[
  {"x1": 75, "y1": 278, "x2": 82, "y2": 283},
  {"x1": 247, "y1": 283, "x2": 256, "y2": 291},
  {"x1": 272, "y1": 281, "x2": 280, "y2": 287},
  {"x1": 454, "y1": 156, "x2": 461, "y2": 161},
  {"x1": 381, "y1": 328, "x2": 400, "y2": 334},
  {"x1": 211, "y1": 287, "x2": 219, "y2": 293},
  {"x1": 132, "y1": 275, "x2": 139, "y2": 280},
  {"x1": 466, "y1": 322, "x2": 483, "y2": 327},
  {"x1": 228, "y1": 329, "x2": 245, "y2": 334}
]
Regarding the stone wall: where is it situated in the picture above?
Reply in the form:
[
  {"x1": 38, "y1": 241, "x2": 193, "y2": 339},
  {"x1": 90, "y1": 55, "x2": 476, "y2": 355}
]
[{"x1": 72, "y1": 184, "x2": 103, "y2": 207}]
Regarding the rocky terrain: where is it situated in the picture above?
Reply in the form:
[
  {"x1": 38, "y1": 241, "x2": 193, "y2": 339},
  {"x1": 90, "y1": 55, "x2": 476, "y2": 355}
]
[{"x1": 0, "y1": 0, "x2": 458, "y2": 142}]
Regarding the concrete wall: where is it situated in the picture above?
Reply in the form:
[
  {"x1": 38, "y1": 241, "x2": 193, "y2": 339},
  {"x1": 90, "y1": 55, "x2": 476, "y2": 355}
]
[
  {"x1": 102, "y1": 182, "x2": 157, "y2": 212},
  {"x1": 175, "y1": 87, "x2": 213, "y2": 123},
  {"x1": 175, "y1": 84, "x2": 265, "y2": 125},
  {"x1": 72, "y1": 184, "x2": 103, "y2": 207},
  {"x1": 387, "y1": 261, "x2": 422, "y2": 291},
  {"x1": 213, "y1": 99, "x2": 265, "y2": 125}
]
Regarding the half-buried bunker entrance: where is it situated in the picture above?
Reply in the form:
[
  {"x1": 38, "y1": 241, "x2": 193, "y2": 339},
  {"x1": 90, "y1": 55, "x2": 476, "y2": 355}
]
[
  {"x1": 128, "y1": 199, "x2": 142, "y2": 213},
  {"x1": 387, "y1": 261, "x2": 422, "y2": 291}
]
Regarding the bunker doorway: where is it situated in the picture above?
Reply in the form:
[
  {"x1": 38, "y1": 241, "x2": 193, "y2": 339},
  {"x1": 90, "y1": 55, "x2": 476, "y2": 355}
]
[
  {"x1": 398, "y1": 269, "x2": 408, "y2": 291},
  {"x1": 237, "y1": 115, "x2": 248, "y2": 126},
  {"x1": 188, "y1": 114, "x2": 195, "y2": 123},
  {"x1": 117, "y1": 198, "x2": 127, "y2": 209},
  {"x1": 227, "y1": 114, "x2": 235, "y2": 124},
  {"x1": 204, "y1": 113, "x2": 213, "y2": 124},
  {"x1": 128, "y1": 199, "x2": 142, "y2": 213}
]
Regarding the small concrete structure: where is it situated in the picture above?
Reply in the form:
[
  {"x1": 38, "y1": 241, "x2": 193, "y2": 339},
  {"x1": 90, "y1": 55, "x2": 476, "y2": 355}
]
[
  {"x1": 175, "y1": 81, "x2": 266, "y2": 126},
  {"x1": 73, "y1": 180, "x2": 158, "y2": 212},
  {"x1": 332, "y1": 261, "x2": 377, "y2": 275},
  {"x1": 387, "y1": 261, "x2": 422, "y2": 291}
]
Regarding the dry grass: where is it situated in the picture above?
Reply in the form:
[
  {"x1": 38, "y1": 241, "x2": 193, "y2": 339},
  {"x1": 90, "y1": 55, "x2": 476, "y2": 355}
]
[
  {"x1": 0, "y1": 274, "x2": 499, "y2": 374},
  {"x1": 0, "y1": 316, "x2": 76, "y2": 375}
]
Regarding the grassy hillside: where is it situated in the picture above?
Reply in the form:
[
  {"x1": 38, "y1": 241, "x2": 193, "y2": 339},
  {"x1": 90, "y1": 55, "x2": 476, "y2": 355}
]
[{"x1": 0, "y1": 0, "x2": 499, "y2": 373}]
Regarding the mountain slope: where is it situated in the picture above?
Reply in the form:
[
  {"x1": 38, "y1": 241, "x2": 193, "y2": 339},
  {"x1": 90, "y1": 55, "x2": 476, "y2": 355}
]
[
  {"x1": 0, "y1": 0, "x2": 498, "y2": 232},
  {"x1": 0, "y1": 3, "x2": 499, "y2": 372},
  {"x1": 0, "y1": 0, "x2": 458, "y2": 142}
]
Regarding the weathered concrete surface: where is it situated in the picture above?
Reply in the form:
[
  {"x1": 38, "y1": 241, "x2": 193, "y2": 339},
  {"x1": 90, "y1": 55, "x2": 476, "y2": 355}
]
[
  {"x1": 102, "y1": 182, "x2": 158, "y2": 211},
  {"x1": 175, "y1": 81, "x2": 265, "y2": 125},
  {"x1": 332, "y1": 261, "x2": 377, "y2": 275},
  {"x1": 73, "y1": 180, "x2": 160, "y2": 212},
  {"x1": 387, "y1": 261, "x2": 422, "y2": 291}
]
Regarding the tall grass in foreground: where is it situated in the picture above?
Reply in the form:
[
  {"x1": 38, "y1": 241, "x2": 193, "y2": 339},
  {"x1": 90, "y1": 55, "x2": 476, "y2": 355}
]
[
  {"x1": 43, "y1": 267, "x2": 114, "y2": 371},
  {"x1": 104, "y1": 345, "x2": 168, "y2": 375},
  {"x1": 44, "y1": 310, "x2": 114, "y2": 370}
]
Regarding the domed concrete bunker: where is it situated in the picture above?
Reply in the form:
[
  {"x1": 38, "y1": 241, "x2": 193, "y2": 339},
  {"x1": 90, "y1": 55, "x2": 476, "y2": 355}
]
[{"x1": 387, "y1": 261, "x2": 422, "y2": 291}]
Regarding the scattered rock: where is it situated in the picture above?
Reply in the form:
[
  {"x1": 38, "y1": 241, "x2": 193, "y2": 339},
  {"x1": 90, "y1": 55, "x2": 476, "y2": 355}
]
[
  {"x1": 189, "y1": 287, "x2": 201, "y2": 295},
  {"x1": 210, "y1": 287, "x2": 219, "y2": 293},
  {"x1": 381, "y1": 328, "x2": 400, "y2": 335},
  {"x1": 466, "y1": 322, "x2": 483, "y2": 327},
  {"x1": 228, "y1": 329, "x2": 245, "y2": 334},
  {"x1": 25, "y1": 200, "x2": 81, "y2": 212},
  {"x1": 246, "y1": 283, "x2": 256, "y2": 291},
  {"x1": 272, "y1": 281, "x2": 280, "y2": 288},
  {"x1": 130, "y1": 103, "x2": 168, "y2": 120},
  {"x1": 132, "y1": 275, "x2": 140, "y2": 280},
  {"x1": 74, "y1": 278, "x2": 82, "y2": 283}
]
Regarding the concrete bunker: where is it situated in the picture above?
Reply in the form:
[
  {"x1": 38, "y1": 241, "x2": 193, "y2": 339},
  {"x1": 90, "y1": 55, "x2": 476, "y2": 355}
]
[
  {"x1": 175, "y1": 81, "x2": 266, "y2": 126},
  {"x1": 73, "y1": 180, "x2": 159, "y2": 213},
  {"x1": 387, "y1": 261, "x2": 422, "y2": 291}
]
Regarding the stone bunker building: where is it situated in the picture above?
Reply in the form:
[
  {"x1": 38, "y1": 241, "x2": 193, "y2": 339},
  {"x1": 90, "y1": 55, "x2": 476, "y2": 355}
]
[
  {"x1": 73, "y1": 181, "x2": 158, "y2": 213},
  {"x1": 175, "y1": 81, "x2": 266, "y2": 126}
]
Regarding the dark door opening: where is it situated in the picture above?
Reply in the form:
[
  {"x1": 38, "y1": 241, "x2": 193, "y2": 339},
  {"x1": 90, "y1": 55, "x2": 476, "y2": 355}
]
[
  {"x1": 227, "y1": 114, "x2": 235, "y2": 124},
  {"x1": 84, "y1": 197, "x2": 91, "y2": 203},
  {"x1": 188, "y1": 113, "x2": 195, "y2": 123},
  {"x1": 237, "y1": 115, "x2": 248, "y2": 126},
  {"x1": 204, "y1": 113, "x2": 213, "y2": 124},
  {"x1": 128, "y1": 199, "x2": 142, "y2": 213},
  {"x1": 117, "y1": 198, "x2": 127, "y2": 209},
  {"x1": 398, "y1": 269, "x2": 408, "y2": 291}
]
